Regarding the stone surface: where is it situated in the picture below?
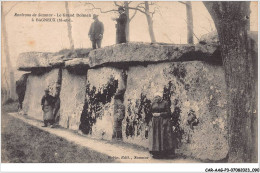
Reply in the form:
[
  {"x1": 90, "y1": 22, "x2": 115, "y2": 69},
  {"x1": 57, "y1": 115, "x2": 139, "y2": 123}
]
[
  {"x1": 64, "y1": 58, "x2": 90, "y2": 68},
  {"x1": 196, "y1": 34, "x2": 219, "y2": 57},
  {"x1": 88, "y1": 42, "x2": 195, "y2": 67},
  {"x1": 59, "y1": 69, "x2": 87, "y2": 130},
  {"x1": 195, "y1": 31, "x2": 219, "y2": 55},
  {"x1": 18, "y1": 43, "x2": 222, "y2": 71},
  {"x1": 18, "y1": 52, "x2": 54, "y2": 71},
  {"x1": 79, "y1": 67, "x2": 126, "y2": 140},
  {"x1": 123, "y1": 61, "x2": 228, "y2": 161},
  {"x1": 22, "y1": 69, "x2": 59, "y2": 120},
  {"x1": 18, "y1": 41, "x2": 237, "y2": 161},
  {"x1": 17, "y1": 48, "x2": 91, "y2": 71}
]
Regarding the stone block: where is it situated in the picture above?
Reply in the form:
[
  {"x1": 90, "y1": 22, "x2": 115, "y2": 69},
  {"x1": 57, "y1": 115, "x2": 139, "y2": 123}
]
[
  {"x1": 59, "y1": 69, "x2": 87, "y2": 130},
  {"x1": 23, "y1": 69, "x2": 59, "y2": 120},
  {"x1": 79, "y1": 67, "x2": 126, "y2": 140},
  {"x1": 123, "y1": 61, "x2": 228, "y2": 161}
]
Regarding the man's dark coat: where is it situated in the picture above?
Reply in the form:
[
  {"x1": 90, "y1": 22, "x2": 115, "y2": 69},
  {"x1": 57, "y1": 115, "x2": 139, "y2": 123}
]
[
  {"x1": 88, "y1": 20, "x2": 104, "y2": 41},
  {"x1": 41, "y1": 94, "x2": 55, "y2": 108},
  {"x1": 116, "y1": 13, "x2": 127, "y2": 43}
]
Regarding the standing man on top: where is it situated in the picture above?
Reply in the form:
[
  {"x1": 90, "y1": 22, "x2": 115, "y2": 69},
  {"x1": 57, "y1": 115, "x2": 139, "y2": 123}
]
[
  {"x1": 112, "y1": 6, "x2": 127, "y2": 44},
  {"x1": 88, "y1": 14, "x2": 104, "y2": 49}
]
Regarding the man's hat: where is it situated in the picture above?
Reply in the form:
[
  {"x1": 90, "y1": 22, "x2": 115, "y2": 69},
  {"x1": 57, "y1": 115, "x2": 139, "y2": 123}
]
[
  {"x1": 118, "y1": 6, "x2": 125, "y2": 11},
  {"x1": 93, "y1": 14, "x2": 98, "y2": 19}
]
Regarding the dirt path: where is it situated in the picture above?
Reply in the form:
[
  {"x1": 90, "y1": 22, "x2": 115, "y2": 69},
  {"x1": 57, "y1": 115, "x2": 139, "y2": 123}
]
[{"x1": 3, "y1": 112, "x2": 200, "y2": 163}]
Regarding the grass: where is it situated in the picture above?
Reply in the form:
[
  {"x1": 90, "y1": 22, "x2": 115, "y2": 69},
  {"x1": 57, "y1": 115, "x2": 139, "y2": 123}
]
[
  {"x1": 1, "y1": 110, "x2": 116, "y2": 163},
  {"x1": 2, "y1": 100, "x2": 19, "y2": 113}
]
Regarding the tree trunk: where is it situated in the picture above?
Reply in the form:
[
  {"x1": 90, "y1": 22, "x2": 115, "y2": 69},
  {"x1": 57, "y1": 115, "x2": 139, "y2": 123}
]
[
  {"x1": 124, "y1": 1, "x2": 130, "y2": 42},
  {"x1": 65, "y1": 2, "x2": 74, "y2": 50},
  {"x1": 3, "y1": 70, "x2": 10, "y2": 101},
  {"x1": 2, "y1": 6, "x2": 16, "y2": 100},
  {"x1": 186, "y1": 2, "x2": 194, "y2": 44},
  {"x1": 204, "y1": 2, "x2": 257, "y2": 163},
  {"x1": 144, "y1": 2, "x2": 156, "y2": 43}
]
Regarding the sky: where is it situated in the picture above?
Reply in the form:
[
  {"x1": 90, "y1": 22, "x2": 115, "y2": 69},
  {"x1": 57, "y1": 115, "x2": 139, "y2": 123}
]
[{"x1": 1, "y1": 1, "x2": 258, "y2": 75}]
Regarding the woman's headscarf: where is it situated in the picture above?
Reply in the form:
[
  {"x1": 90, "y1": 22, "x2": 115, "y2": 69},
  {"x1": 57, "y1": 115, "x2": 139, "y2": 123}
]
[{"x1": 152, "y1": 91, "x2": 163, "y2": 103}]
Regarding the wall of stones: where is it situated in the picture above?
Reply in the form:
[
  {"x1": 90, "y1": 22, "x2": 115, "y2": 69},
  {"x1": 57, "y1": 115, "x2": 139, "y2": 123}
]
[{"x1": 19, "y1": 42, "x2": 230, "y2": 161}]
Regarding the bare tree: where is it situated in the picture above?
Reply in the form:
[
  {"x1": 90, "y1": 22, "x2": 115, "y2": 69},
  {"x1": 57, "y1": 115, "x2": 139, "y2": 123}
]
[
  {"x1": 185, "y1": 2, "x2": 193, "y2": 44},
  {"x1": 114, "y1": 1, "x2": 157, "y2": 42},
  {"x1": 120, "y1": 1, "x2": 157, "y2": 42},
  {"x1": 2, "y1": 69, "x2": 10, "y2": 101},
  {"x1": 179, "y1": 1, "x2": 194, "y2": 44},
  {"x1": 144, "y1": 2, "x2": 156, "y2": 42},
  {"x1": 122, "y1": 1, "x2": 137, "y2": 42},
  {"x1": 204, "y1": 1, "x2": 257, "y2": 163},
  {"x1": 65, "y1": 2, "x2": 74, "y2": 50},
  {"x1": 124, "y1": 2, "x2": 130, "y2": 41},
  {"x1": 126, "y1": 2, "x2": 157, "y2": 42},
  {"x1": 2, "y1": 2, "x2": 18, "y2": 100}
]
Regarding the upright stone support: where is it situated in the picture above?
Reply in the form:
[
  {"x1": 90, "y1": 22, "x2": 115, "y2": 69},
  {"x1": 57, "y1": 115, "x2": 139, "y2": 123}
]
[
  {"x1": 23, "y1": 69, "x2": 59, "y2": 120},
  {"x1": 59, "y1": 68, "x2": 87, "y2": 130}
]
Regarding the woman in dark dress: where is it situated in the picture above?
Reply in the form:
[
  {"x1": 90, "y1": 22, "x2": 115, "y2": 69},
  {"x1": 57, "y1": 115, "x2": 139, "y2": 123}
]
[
  {"x1": 112, "y1": 6, "x2": 127, "y2": 44},
  {"x1": 149, "y1": 94, "x2": 174, "y2": 158}
]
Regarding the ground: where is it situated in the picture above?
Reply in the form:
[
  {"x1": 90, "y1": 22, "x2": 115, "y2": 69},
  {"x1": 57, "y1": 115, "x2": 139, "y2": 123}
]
[
  {"x1": 1, "y1": 101, "x2": 200, "y2": 163},
  {"x1": 1, "y1": 109, "x2": 115, "y2": 163}
]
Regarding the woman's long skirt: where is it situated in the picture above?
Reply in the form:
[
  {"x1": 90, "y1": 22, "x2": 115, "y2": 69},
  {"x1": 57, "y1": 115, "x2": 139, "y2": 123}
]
[
  {"x1": 149, "y1": 116, "x2": 174, "y2": 153},
  {"x1": 43, "y1": 105, "x2": 54, "y2": 121}
]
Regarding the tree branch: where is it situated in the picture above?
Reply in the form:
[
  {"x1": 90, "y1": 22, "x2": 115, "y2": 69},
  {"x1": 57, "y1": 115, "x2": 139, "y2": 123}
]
[
  {"x1": 129, "y1": 9, "x2": 137, "y2": 21},
  {"x1": 183, "y1": 18, "x2": 199, "y2": 41},
  {"x1": 100, "y1": 9, "x2": 118, "y2": 13},
  {"x1": 136, "y1": 2, "x2": 145, "y2": 6},
  {"x1": 178, "y1": 1, "x2": 187, "y2": 5},
  {"x1": 83, "y1": 2, "x2": 118, "y2": 13},
  {"x1": 203, "y1": 2, "x2": 222, "y2": 28},
  {"x1": 149, "y1": 2, "x2": 155, "y2": 6},
  {"x1": 150, "y1": 6, "x2": 159, "y2": 18},
  {"x1": 114, "y1": 1, "x2": 121, "y2": 7},
  {"x1": 127, "y1": 6, "x2": 146, "y2": 14},
  {"x1": 135, "y1": 3, "x2": 146, "y2": 11}
]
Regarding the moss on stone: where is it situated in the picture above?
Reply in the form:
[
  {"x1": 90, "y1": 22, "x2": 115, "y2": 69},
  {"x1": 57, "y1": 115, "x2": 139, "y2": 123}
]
[
  {"x1": 79, "y1": 77, "x2": 118, "y2": 134},
  {"x1": 125, "y1": 94, "x2": 152, "y2": 138}
]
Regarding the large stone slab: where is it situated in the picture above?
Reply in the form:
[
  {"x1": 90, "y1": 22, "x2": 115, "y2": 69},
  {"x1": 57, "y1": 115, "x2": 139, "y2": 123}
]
[
  {"x1": 88, "y1": 43, "x2": 195, "y2": 67},
  {"x1": 18, "y1": 52, "x2": 54, "y2": 71},
  {"x1": 123, "y1": 61, "x2": 228, "y2": 161},
  {"x1": 17, "y1": 49, "x2": 91, "y2": 71},
  {"x1": 59, "y1": 69, "x2": 87, "y2": 130},
  {"x1": 18, "y1": 43, "x2": 221, "y2": 71},
  {"x1": 64, "y1": 58, "x2": 90, "y2": 68},
  {"x1": 23, "y1": 69, "x2": 59, "y2": 120},
  {"x1": 64, "y1": 58, "x2": 90, "y2": 75},
  {"x1": 79, "y1": 67, "x2": 126, "y2": 140}
]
